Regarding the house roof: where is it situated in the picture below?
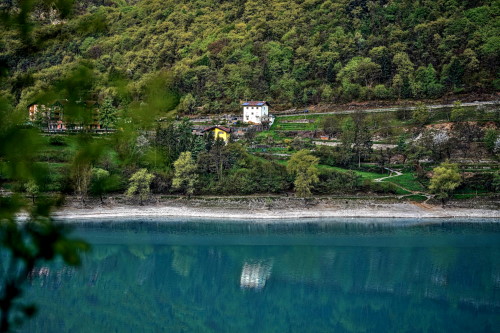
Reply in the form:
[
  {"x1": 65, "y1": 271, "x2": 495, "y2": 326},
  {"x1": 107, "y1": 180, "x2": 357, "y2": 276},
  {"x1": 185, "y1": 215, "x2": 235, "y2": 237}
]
[
  {"x1": 241, "y1": 101, "x2": 270, "y2": 107},
  {"x1": 202, "y1": 125, "x2": 231, "y2": 133}
]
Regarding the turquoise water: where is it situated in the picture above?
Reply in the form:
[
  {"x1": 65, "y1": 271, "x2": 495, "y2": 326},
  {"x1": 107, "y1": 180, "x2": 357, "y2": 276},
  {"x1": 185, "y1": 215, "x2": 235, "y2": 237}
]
[{"x1": 23, "y1": 219, "x2": 500, "y2": 332}]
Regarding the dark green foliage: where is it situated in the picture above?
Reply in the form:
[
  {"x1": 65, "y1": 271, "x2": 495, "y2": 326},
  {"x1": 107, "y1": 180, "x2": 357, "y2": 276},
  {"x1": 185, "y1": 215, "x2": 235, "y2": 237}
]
[
  {"x1": 364, "y1": 180, "x2": 401, "y2": 194},
  {"x1": 0, "y1": 3, "x2": 98, "y2": 329},
  {"x1": 483, "y1": 129, "x2": 498, "y2": 154},
  {"x1": 459, "y1": 172, "x2": 498, "y2": 193},
  {"x1": 196, "y1": 151, "x2": 291, "y2": 195},
  {"x1": 2, "y1": 0, "x2": 499, "y2": 112},
  {"x1": 321, "y1": 116, "x2": 339, "y2": 137},
  {"x1": 99, "y1": 97, "x2": 118, "y2": 131},
  {"x1": 155, "y1": 119, "x2": 200, "y2": 166},
  {"x1": 339, "y1": 113, "x2": 372, "y2": 168},
  {"x1": 0, "y1": 126, "x2": 90, "y2": 332},
  {"x1": 197, "y1": 142, "x2": 246, "y2": 181},
  {"x1": 314, "y1": 146, "x2": 338, "y2": 166},
  {"x1": 48, "y1": 136, "x2": 66, "y2": 146},
  {"x1": 314, "y1": 168, "x2": 361, "y2": 194}
]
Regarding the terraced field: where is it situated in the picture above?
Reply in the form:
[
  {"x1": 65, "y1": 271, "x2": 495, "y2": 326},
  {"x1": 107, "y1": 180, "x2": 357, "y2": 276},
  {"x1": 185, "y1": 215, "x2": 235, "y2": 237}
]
[{"x1": 272, "y1": 121, "x2": 318, "y2": 131}]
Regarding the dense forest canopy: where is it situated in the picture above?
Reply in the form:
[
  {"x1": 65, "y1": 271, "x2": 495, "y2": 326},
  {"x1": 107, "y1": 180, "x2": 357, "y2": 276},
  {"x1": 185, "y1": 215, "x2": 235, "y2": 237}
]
[{"x1": 1, "y1": 0, "x2": 499, "y2": 114}]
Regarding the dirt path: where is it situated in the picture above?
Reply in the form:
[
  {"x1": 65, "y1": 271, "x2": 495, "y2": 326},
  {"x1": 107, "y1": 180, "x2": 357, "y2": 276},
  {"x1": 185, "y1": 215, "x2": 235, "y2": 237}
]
[
  {"x1": 374, "y1": 168, "x2": 435, "y2": 203},
  {"x1": 373, "y1": 167, "x2": 402, "y2": 182}
]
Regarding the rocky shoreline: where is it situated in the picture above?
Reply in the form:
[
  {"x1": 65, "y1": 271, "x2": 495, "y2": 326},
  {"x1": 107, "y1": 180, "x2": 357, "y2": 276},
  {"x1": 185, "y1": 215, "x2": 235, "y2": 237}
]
[{"x1": 51, "y1": 196, "x2": 500, "y2": 221}]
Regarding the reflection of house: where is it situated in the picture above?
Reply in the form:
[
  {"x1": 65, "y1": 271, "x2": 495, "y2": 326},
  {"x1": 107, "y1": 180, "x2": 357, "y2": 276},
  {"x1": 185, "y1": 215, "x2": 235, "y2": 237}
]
[
  {"x1": 28, "y1": 100, "x2": 101, "y2": 132},
  {"x1": 242, "y1": 101, "x2": 270, "y2": 124},
  {"x1": 240, "y1": 261, "x2": 273, "y2": 290},
  {"x1": 202, "y1": 125, "x2": 231, "y2": 142}
]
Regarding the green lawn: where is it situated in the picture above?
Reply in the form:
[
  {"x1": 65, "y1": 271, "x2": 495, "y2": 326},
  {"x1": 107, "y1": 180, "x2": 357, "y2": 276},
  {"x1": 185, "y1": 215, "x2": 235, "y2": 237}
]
[
  {"x1": 276, "y1": 114, "x2": 321, "y2": 121},
  {"x1": 388, "y1": 173, "x2": 427, "y2": 192},
  {"x1": 272, "y1": 122, "x2": 318, "y2": 131},
  {"x1": 317, "y1": 165, "x2": 388, "y2": 180},
  {"x1": 271, "y1": 115, "x2": 320, "y2": 131},
  {"x1": 277, "y1": 161, "x2": 389, "y2": 180}
]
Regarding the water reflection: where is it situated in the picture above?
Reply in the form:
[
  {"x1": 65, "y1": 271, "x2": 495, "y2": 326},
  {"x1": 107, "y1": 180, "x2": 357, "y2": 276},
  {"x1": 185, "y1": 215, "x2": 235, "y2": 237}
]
[
  {"x1": 20, "y1": 221, "x2": 500, "y2": 333},
  {"x1": 240, "y1": 260, "x2": 273, "y2": 290}
]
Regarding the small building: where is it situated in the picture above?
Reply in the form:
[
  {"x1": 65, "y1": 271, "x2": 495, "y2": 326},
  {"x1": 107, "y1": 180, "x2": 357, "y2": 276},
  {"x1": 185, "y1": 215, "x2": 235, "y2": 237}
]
[
  {"x1": 242, "y1": 101, "x2": 270, "y2": 124},
  {"x1": 28, "y1": 101, "x2": 66, "y2": 131},
  {"x1": 28, "y1": 103, "x2": 44, "y2": 122},
  {"x1": 28, "y1": 100, "x2": 101, "y2": 132},
  {"x1": 202, "y1": 125, "x2": 231, "y2": 142}
]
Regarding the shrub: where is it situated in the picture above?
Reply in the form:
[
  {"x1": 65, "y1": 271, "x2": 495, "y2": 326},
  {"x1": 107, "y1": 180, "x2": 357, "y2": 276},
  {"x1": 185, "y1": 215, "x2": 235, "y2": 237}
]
[
  {"x1": 364, "y1": 180, "x2": 400, "y2": 194},
  {"x1": 49, "y1": 136, "x2": 67, "y2": 146},
  {"x1": 314, "y1": 169, "x2": 361, "y2": 194},
  {"x1": 373, "y1": 84, "x2": 391, "y2": 99}
]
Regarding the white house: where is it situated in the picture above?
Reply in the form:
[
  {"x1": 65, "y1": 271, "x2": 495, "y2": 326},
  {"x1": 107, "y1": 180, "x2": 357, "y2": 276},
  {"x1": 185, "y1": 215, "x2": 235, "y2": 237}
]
[{"x1": 242, "y1": 101, "x2": 270, "y2": 124}]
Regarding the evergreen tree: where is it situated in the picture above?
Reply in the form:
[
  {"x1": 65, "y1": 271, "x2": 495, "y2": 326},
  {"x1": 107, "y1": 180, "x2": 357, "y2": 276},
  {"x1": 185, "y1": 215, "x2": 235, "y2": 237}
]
[
  {"x1": 412, "y1": 103, "x2": 430, "y2": 126},
  {"x1": 99, "y1": 97, "x2": 118, "y2": 132},
  {"x1": 450, "y1": 101, "x2": 467, "y2": 122}
]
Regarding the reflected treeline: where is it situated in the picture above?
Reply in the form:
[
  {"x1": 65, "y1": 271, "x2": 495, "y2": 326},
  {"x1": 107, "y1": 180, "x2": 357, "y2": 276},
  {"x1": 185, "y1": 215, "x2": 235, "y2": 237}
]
[
  {"x1": 67, "y1": 218, "x2": 500, "y2": 235},
  {"x1": 22, "y1": 223, "x2": 500, "y2": 333}
]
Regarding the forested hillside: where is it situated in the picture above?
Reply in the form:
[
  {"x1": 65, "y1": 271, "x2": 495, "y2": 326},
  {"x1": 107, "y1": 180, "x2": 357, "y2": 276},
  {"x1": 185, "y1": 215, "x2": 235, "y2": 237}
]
[{"x1": 2, "y1": 0, "x2": 499, "y2": 114}]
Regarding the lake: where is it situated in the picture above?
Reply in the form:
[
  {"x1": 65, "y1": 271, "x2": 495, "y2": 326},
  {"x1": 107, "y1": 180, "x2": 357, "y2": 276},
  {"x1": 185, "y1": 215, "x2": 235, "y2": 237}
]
[{"x1": 22, "y1": 219, "x2": 500, "y2": 332}]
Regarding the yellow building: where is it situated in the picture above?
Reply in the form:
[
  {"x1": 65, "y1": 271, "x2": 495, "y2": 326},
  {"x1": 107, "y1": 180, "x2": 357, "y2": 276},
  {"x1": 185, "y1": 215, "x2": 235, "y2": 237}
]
[{"x1": 202, "y1": 125, "x2": 231, "y2": 142}]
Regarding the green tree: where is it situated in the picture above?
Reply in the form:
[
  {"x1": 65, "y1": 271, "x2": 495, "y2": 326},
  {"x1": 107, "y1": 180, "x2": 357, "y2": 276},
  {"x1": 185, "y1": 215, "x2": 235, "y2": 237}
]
[
  {"x1": 90, "y1": 168, "x2": 111, "y2": 204},
  {"x1": 373, "y1": 84, "x2": 391, "y2": 99},
  {"x1": 337, "y1": 117, "x2": 356, "y2": 166},
  {"x1": 178, "y1": 93, "x2": 197, "y2": 114},
  {"x1": 287, "y1": 150, "x2": 319, "y2": 197},
  {"x1": 429, "y1": 161, "x2": 462, "y2": 206},
  {"x1": 492, "y1": 171, "x2": 500, "y2": 193},
  {"x1": 126, "y1": 169, "x2": 155, "y2": 205},
  {"x1": 1, "y1": 2, "x2": 90, "y2": 331},
  {"x1": 339, "y1": 114, "x2": 372, "y2": 167},
  {"x1": 24, "y1": 179, "x2": 39, "y2": 204},
  {"x1": 392, "y1": 52, "x2": 415, "y2": 98},
  {"x1": 483, "y1": 129, "x2": 499, "y2": 156},
  {"x1": 172, "y1": 152, "x2": 198, "y2": 198},
  {"x1": 99, "y1": 97, "x2": 118, "y2": 132},
  {"x1": 337, "y1": 57, "x2": 381, "y2": 87},
  {"x1": 71, "y1": 159, "x2": 92, "y2": 205},
  {"x1": 176, "y1": 118, "x2": 194, "y2": 154},
  {"x1": 321, "y1": 116, "x2": 339, "y2": 138},
  {"x1": 441, "y1": 57, "x2": 464, "y2": 91},
  {"x1": 351, "y1": 113, "x2": 372, "y2": 168},
  {"x1": 198, "y1": 140, "x2": 243, "y2": 181},
  {"x1": 450, "y1": 101, "x2": 468, "y2": 121},
  {"x1": 69, "y1": 136, "x2": 104, "y2": 205},
  {"x1": 412, "y1": 103, "x2": 430, "y2": 126}
]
